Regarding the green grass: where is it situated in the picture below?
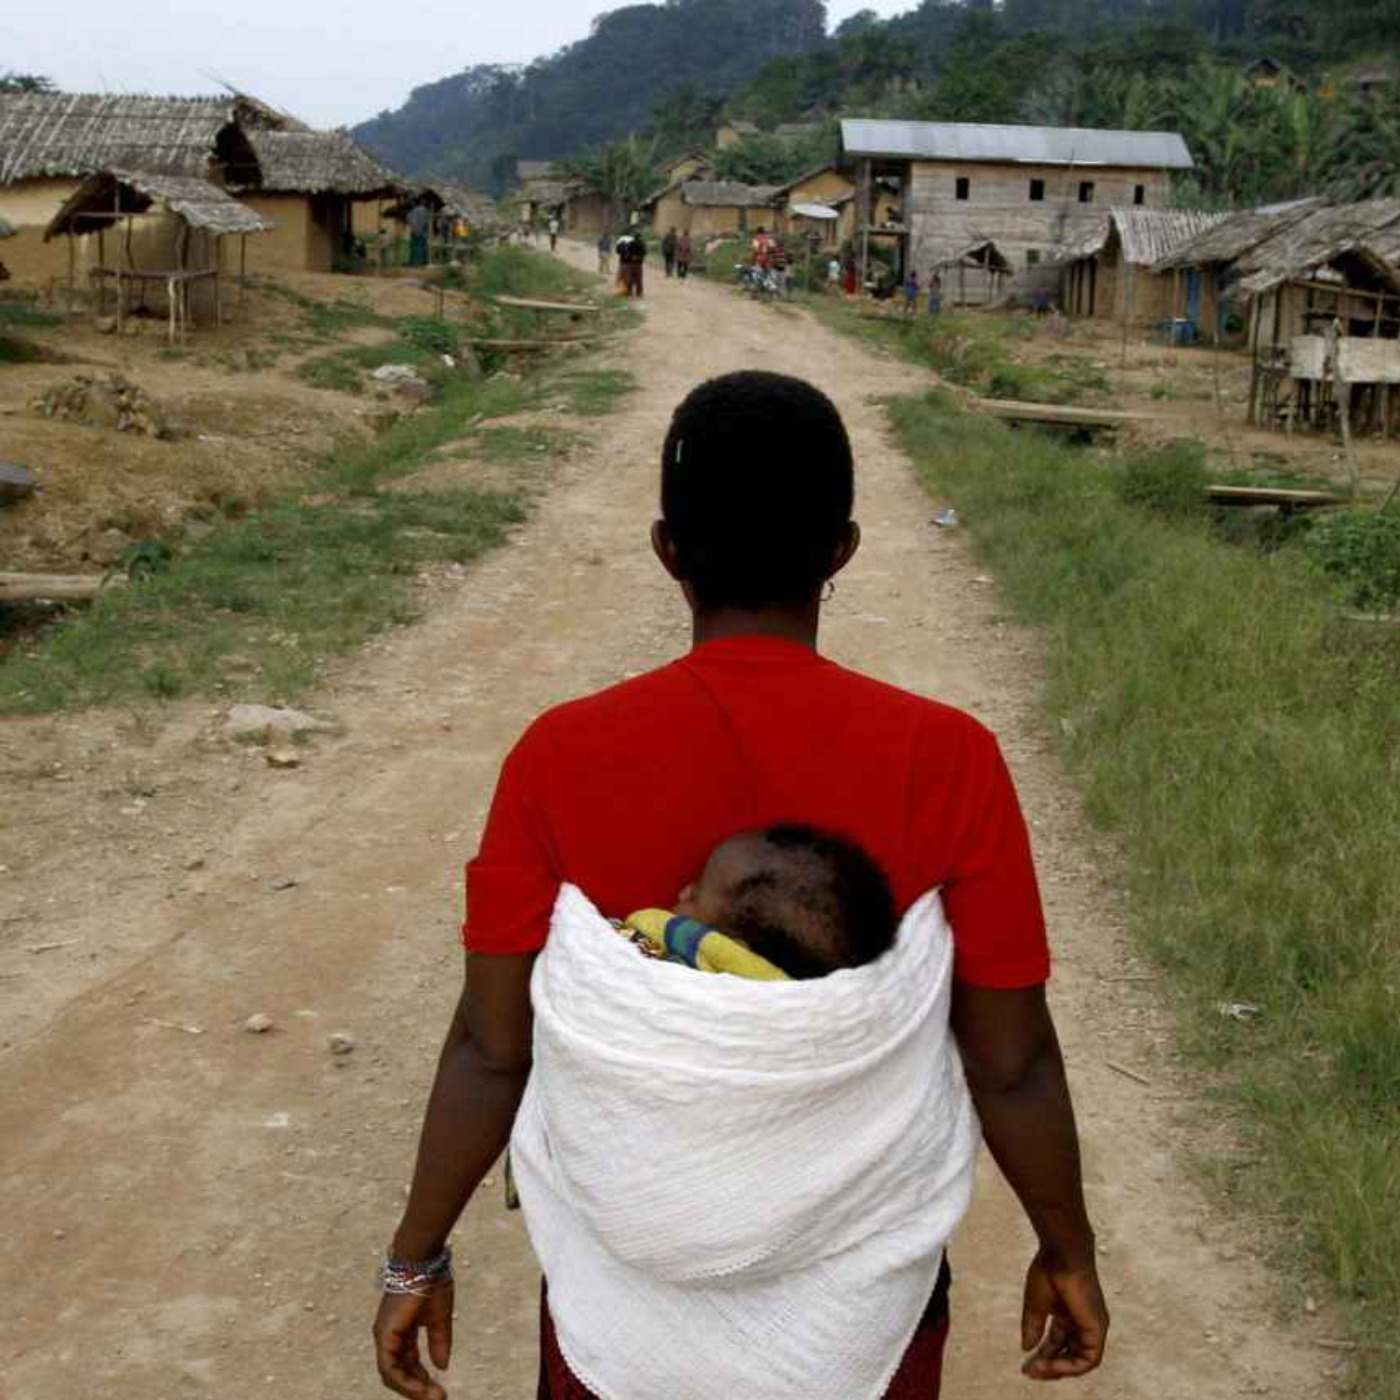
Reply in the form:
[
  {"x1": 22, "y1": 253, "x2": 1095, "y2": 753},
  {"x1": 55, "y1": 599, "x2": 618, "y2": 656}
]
[
  {"x1": 548, "y1": 368, "x2": 637, "y2": 416},
  {"x1": 0, "y1": 489, "x2": 523, "y2": 712},
  {"x1": 0, "y1": 300, "x2": 64, "y2": 328},
  {"x1": 469, "y1": 424, "x2": 574, "y2": 465},
  {"x1": 889, "y1": 388, "x2": 1400, "y2": 1395},
  {"x1": 0, "y1": 370, "x2": 537, "y2": 714}
]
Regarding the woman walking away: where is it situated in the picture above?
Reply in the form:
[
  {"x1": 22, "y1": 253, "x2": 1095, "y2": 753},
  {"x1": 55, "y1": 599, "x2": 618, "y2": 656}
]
[
  {"x1": 371, "y1": 372, "x2": 1109, "y2": 1400},
  {"x1": 662, "y1": 227, "x2": 679, "y2": 278},
  {"x1": 676, "y1": 230, "x2": 693, "y2": 280},
  {"x1": 597, "y1": 231, "x2": 612, "y2": 276}
]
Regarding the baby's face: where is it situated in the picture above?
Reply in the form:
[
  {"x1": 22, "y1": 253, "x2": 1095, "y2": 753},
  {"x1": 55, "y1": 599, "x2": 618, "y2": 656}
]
[{"x1": 675, "y1": 835, "x2": 762, "y2": 927}]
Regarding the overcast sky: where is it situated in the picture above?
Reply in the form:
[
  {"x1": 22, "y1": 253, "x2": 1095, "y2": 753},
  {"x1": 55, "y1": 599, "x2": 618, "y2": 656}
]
[{"x1": 7, "y1": 0, "x2": 911, "y2": 129}]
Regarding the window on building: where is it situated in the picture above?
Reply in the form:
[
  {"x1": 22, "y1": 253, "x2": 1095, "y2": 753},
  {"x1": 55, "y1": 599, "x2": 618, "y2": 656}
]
[
  {"x1": 1079, "y1": 180, "x2": 1096, "y2": 204},
  {"x1": 1133, "y1": 183, "x2": 1147, "y2": 206},
  {"x1": 1029, "y1": 179, "x2": 1046, "y2": 202},
  {"x1": 1026, "y1": 249, "x2": 1042, "y2": 266},
  {"x1": 955, "y1": 176, "x2": 970, "y2": 201}
]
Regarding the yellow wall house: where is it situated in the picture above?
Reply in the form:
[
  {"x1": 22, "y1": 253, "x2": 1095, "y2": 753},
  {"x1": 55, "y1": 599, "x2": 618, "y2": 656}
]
[
  {"x1": 647, "y1": 180, "x2": 783, "y2": 237},
  {"x1": 0, "y1": 91, "x2": 277, "y2": 290},
  {"x1": 235, "y1": 129, "x2": 403, "y2": 272},
  {"x1": 0, "y1": 90, "x2": 408, "y2": 289},
  {"x1": 776, "y1": 165, "x2": 857, "y2": 247}
]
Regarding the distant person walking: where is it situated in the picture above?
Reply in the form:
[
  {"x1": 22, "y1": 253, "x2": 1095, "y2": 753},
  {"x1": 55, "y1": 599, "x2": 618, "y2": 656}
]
[
  {"x1": 927, "y1": 270, "x2": 943, "y2": 317},
  {"x1": 662, "y1": 227, "x2": 679, "y2": 278},
  {"x1": 598, "y1": 231, "x2": 613, "y2": 275},
  {"x1": 406, "y1": 200, "x2": 430, "y2": 267},
  {"x1": 842, "y1": 252, "x2": 858, "y2": 299},
  {"x1": 676, "y1": 231, "x2": 693, "y2": 280},
  {"x1": 548, "y1": 215, "x2": 560, "y2": 253},
  {"x1": 828, "y1": 255, "x2": 841, "y2": 291},
  {"x1": 617, "y1": 228, "x2": 647, "y2": 298}
]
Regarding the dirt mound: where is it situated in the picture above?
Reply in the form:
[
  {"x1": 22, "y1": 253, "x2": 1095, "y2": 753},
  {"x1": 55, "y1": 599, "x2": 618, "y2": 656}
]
[{"x1": 33, "y1": 373, "x2": 169, "y2": 439}]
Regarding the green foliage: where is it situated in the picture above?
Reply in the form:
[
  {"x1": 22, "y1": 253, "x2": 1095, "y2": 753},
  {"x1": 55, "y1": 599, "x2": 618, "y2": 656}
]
[
  {"x1": 710, "y1": 125, "x2": 837, "y2": 183},
  {"x1": 548, "y1": 368, "x2": 638, "y2": 415},
  {"x1": 1303, "y1": 508, "x2": 1400, "y2": 610},
  {"x1": 887, "y1": 388, "x2": 1400, "y2": 1396},
  {"x1": 1117, "y1": 441, "x2": 1212, "y2": 520},
  {"x1": 350, "y1": 0, "x2": 827, "y2": 187}
]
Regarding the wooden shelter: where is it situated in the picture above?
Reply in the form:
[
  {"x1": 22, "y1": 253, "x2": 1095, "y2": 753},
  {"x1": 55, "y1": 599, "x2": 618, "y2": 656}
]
[
  {"x1": 1160, "y1": 198, "x2": 1400, "y2": 437},
  {"x1": 45, "y1": 169, "x2": 269, "y2": 339},
  {"x1": 362, "y1": 180, "x2": 501, "y2": 265},
  {"x1": 922, "y1": 238, "x2": 1015, "y2": 305},
  {"x1": 1228, "y1": 201, "x2": 1400, "y2": 436},
  {"x1": 1061, "y1": 207, "x2": 1226, "y2": 330}
]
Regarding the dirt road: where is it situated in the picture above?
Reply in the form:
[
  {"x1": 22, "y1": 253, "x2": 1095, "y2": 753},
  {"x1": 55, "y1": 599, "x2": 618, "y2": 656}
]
[{"x1": 0, "y1": 246, "x2": 1335, "y2": 1399}]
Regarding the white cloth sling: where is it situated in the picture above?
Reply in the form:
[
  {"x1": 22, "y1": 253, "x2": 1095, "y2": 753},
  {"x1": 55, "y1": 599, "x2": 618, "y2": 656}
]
[{"x1": 510, "y1": 883, "x2": 980, "y2": 1400}]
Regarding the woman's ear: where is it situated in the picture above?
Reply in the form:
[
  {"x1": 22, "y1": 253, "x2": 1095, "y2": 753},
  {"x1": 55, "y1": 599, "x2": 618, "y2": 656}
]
[
  {"x1": 651, "y1": 520, "x2": 685, "y2": 582},
  {"x1": 830, "y1": 521, "x2": 861, "y2": 578}
]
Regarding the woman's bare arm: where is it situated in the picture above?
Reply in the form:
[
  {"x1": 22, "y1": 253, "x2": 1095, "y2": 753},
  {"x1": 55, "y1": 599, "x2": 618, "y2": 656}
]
[{"x1": 951, "y1": 982, "x2": 1109, "y2": 1380}]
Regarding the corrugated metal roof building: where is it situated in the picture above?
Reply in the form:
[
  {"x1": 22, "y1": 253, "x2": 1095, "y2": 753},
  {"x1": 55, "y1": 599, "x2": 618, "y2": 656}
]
[{"x1": 841, "y1": 120, "x2": 1194, "y2": 169}]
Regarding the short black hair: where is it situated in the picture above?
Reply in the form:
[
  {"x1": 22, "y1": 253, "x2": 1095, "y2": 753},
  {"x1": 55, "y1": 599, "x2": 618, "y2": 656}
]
[
  {"x1": 661, "y1": 371, "x2": 854, "y2": 610},
  {"x1": 722, "y1": 824, "x2": 897, "y2": 980}
]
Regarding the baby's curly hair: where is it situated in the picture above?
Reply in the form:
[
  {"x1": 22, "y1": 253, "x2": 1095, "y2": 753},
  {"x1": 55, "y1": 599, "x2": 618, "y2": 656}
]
[{"x1": 722, "y1": 824, "x2": 897, "y2": 980}]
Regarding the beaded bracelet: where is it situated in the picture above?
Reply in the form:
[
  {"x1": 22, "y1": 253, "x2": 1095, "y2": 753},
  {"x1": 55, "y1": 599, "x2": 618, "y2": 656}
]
[{"x1": 378, "y1": 1244, "x2": 453, "y2": 1296}]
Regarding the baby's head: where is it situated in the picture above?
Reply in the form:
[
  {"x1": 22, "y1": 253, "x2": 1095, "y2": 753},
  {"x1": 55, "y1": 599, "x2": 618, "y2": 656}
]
[{"x1": 676, "y1": 825, "x2": 896, "y2": 980}]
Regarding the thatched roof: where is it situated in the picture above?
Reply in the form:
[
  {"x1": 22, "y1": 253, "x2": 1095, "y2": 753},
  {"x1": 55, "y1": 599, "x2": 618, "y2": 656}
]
[
  {"x1": 429, "y1": 182, "x2": 500, "y2": 227},
  {"x1": 1153, "y1": 199, "x2": 1323, "y2": 270},
  {"x1": 0, "y1": 91, "x2": 281, "y2": 184},
  {"x1": 681, "y1": 180, "x2": 783, "y2": 208},
  {"x1": 1232, "y1": 199, "x2": 1400, "y2": 297},
  {"x1": 45, "y1": 169, "x2": 271, "y2": 240},
  {"x1": 516, "y1": 159, "x2": 557, "y2": 181},
  {"x1": 1066, "y1": 207, "x2": 1227, "y2": 266},
  {"x1": 241, "y1": 129, "x2": 403, "y2": 196},
  {"x1": 520, "y1": 179, "x2": 572, "y2": 207}
]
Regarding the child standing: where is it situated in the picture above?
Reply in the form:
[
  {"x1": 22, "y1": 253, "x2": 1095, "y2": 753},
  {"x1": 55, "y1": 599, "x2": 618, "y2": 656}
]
[{"x1": 903, "y1": 267, "x2": 920, "y2": 315}]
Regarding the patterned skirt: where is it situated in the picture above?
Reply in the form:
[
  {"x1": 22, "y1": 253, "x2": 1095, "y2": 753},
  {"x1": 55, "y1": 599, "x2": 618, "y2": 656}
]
[{"x1": 536, "y1": 1259, "x2": 952, "y2": 1400}]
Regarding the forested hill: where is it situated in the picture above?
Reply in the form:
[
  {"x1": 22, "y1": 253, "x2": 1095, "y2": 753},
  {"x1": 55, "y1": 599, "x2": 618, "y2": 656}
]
[
  {"x1": 350, "y1": 0, "x2": 826, "y2": 189},
  {"x1": 353, "y1": 0, "x2": 1400, "y2": 202}
]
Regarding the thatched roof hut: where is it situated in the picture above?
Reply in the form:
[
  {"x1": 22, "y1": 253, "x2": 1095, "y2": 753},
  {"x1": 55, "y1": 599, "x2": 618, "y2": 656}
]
[
  {"x1": 241, "y1": 129, "x2": 403, "y2": 197},
  {"x1": 0, "y1": 91, "x2": 281, "y2": 184},
  {"x1": 1230, "y1": 198, "x2": 1400, "y2": 297},
  {"x1": 1060, "y1": 207, "x2": 1226, "y2": 325},
  {"x1": 1152, "y1": 200, "x2": 1323, "y2": 273},
  {"x1": 45, "y1": 170, "x2": 271, "y2": 240},
  {"x1": 1066, "y1": 207, "x2": 1226, "y2": 267}
]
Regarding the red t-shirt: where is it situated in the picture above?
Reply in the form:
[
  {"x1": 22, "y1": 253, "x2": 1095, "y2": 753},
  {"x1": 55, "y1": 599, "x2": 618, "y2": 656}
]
[{"x1": 464, "y1": 636, "x2": 1049, "y2": 988}]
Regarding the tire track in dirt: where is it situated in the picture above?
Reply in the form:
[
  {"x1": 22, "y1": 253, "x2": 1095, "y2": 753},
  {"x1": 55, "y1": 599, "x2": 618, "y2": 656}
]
[{"x1": 0, "y1": 245, "x2": 1334, "y2": 1398}]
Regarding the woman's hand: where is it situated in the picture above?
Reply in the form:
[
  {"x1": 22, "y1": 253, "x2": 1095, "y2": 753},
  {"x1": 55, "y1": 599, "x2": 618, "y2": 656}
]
[
  {"x1": 1020, "y1": 1248, "x2": 1109, "y2": 1380},
  {"x1": 373, "y1": 1281, "x2": 454, "y2": 1399}
]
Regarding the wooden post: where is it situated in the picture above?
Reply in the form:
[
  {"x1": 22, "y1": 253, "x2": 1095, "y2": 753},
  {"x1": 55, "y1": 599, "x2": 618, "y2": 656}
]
[
  {"x1": 1246, "y1": 299, "x2": 1263, "y2": 426},
  {"x1": 97, "y1": 228, "x2": 106, "y2": 316},
  {"x1": 858, "y1": 159, "x2": 872, "y2": 298}
]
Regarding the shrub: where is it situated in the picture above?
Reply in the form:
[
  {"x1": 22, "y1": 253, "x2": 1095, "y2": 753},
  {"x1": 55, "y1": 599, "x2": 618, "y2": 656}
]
[
  {"x1": 401, "y1": 317, "x2": 460, "y2": 357},
  {"x1": 1303, "y1": 508, "x2": 1400, "y2": 612},
  {"x1": 1117, "y1": 441, "x2": 1210, "y2": 520}
]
